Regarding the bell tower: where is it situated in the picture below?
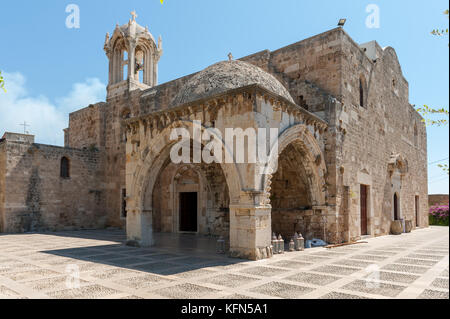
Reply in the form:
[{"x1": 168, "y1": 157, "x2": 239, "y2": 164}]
[{"x1": 104, "y1": 11, "x2": 163, "y2": 99}]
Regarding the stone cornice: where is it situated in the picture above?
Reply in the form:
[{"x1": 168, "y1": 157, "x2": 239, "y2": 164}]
[{"x1": 125, "y1": 84, "x2": 328, "y2": 133}]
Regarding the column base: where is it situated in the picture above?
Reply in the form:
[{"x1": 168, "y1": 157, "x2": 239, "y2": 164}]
[{"x1": 229, "y1": 246, "x2": 273, "y2": 261}]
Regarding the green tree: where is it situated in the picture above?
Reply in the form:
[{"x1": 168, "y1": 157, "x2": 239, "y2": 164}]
[
  {"x1": 431, "y1": 9, "x2": 449, "y2": 37},
  {"x1": 0, "y1": 70, "x2": 5, "y2": 92},
  {"x1": 416, "y1": 9, "x2": 449, "y2": 127},
  {"x1": 417, "y1": 9, "x2": 449, "y2": 175}
]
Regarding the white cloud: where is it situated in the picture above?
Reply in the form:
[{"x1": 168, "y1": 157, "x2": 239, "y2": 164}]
[{"x1": 0, "y1": 72, "x2": 106, "y2": 146}]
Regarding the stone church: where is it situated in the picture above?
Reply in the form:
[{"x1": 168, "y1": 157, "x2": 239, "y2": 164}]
[{"x1": 0, "y1": 14, "x2": 428, "y2": 260}]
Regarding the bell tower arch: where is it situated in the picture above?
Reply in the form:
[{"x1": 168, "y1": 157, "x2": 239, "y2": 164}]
[{"x1": 104, "y1": 11, "x2": 163, "y2": 99}]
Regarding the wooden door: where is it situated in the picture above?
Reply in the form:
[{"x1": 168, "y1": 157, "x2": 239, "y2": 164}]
[
  {"x1": 179, "y1": 192, "x2": 198, "y2": 232},
  {"x1": 360, "y1": 185, "x2": 368, "y2": 236}
]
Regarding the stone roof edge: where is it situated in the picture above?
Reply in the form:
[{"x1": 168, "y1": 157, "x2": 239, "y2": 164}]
[{"x1": 126, "y1": 83, "x2": 328, "y2": 127}]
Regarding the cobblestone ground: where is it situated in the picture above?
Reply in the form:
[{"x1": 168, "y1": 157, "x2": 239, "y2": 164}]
[{"x1": 0, "y1": 227, "x2": 448, "y2": 299}]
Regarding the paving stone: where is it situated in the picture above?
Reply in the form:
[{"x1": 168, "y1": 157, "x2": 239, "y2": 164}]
[
  {"x1": 293, "y1": 255, "x2": 331, "y2": 262},
  {"x1": 239, "y1": 266, "x2": 289, "y2": 277},
  {"x1": 107, "y1": 257, "x2": 152, "y2": 267},
  {"x1": 154, "y1": 283, "x2": 219, "y2": 299},
  {"x1": 204, "y1": 274, "x2": 259, "y2": 288},
  {"x1": 285, "y1": 272, "x2": 342, "y2": 286},
  {"x1": 364, "y1": 271, "x2": 420, "y2": 284},
  {"x1": 48, "y1": 284, "x2": 119, "y2": 299},
  {"x1": 170, "y1": 257, "x2": 213, "y2": 265},
  {"x1": 250, "y1": 282, "x2": 314, "y2": 299},
  {"x1": 2, "y1": 269, "x2": 60, "y2": 282},
  {"x1": 319, "y1": 292, "x2": 371, "y2": 299},
  {"x1": 89, "y1": 268, "x2": 141, "y2": 280},
  {"x1": 0, "y1": 262, "x2": 39, "y2": 274},
  {"x1": 366, "y1": 250, "x2": 398, "y2": 256},
  {"x1": 146, "y1": 253, "x2": 181, "y2": 260},
  {"x1": 342, "y1": 280, "x2": 407, "y2": 298},
  {"x1": 0, "y1": 228, "x2": 447, "y2": 299},
  {"x1": 310, "y1": 251, "x2": 348, "y2": 257},
  {"x1": 382, "y1": 264, "x2": 430, "y2": 274},
  {"x1": 268, "y1": 260, "x2": 312, "y2": 269},
  {"x1": 114, "y1": 274, "x2": 173, "y2": 289},
  {"x1": 351, "y1": 255, "x2": 389, "y2": 261},
  {"x1": 221, "y1": 294, "x2": 255, "y2": 299},
  {"x1": 23, "y1": 276, "x2": 90, "y2": 292},
  {"x1": 0, "y1": 285, "x2": 22, "y2": 298},
  {"x1": 407, "y1": 254, "x2": 445, "y2": 261},
  {"x1": 172, "y1": 268, "x2": 217, "y2": 279},
  {"x1": 120, "y1": 295, "x2": 145, "y2": 299},
  {"x1": 312, "y1": 265, "x2": 360, "y2": 276},
  {"x1": 332, "y1": 259, "x2": 376, "y2": 269},
  {"x1": 431, "y1": 278, "x2": 449, "y2": 290},
  {"x1": 418, "y1": 289, "x2": 449, "y2": 299},
  {"x1": 395, "y1": 258, "x2": 438, "y2": 267},
  {"x1": 134, "y1": 262, "x2": 180, "y2": 273}
]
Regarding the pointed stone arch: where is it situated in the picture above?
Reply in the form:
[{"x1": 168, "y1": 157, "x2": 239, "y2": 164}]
[
  {"x1": 128, "y1": 120, "x2": 243, "y2": 214},
  {"x1": 261, "y1": 124, "x2": 328, "y2": 208}
]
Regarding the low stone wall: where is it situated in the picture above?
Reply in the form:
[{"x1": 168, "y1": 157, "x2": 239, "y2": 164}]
[
  {"x1": 1, "y1": 141, "x2": 107, "y2": 233},
  {"x1": 429, "y1": 194, "x2": 449, "y2": 207}
]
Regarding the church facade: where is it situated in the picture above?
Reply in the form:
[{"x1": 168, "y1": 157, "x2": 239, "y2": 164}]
[{"x1": 0, "y1": 14, "x2": 428, "y2": 260}]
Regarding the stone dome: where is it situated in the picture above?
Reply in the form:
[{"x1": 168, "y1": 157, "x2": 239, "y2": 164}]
[{"x1": 171, "y1": 60, "x2": 294, "y2": 106}]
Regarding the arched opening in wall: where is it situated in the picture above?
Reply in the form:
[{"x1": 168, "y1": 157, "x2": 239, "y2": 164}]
[
  {"x1": 135, "y1": 48, "x2": 145, "y2": 83},
  {"x1": 60, "y1": 157, "x2": 70, "y2": 179},
  {"x1": 123, "y1": 51, "x2": 128, "y2": 81},
  {"x1": 270, "y1": 143, "x2": 319, "y2": 242},
  {"x1": 393, "y1": 193, "x2": 399, "y2": 221},
  {"x1": 147, "y1": 142, "x2": 230, "y2": 238}
]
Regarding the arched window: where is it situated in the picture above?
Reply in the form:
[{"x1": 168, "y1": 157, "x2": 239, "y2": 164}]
[
  {"x1": 359, "y1": 77, "x2": 365, "y2": 107},
  {"x1": 60, "y1": 157, "x2": 70, "y2": 179}
]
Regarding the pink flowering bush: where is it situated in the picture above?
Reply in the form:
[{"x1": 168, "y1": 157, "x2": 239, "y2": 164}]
[{"x1": 429, "y1": 205, "x2": 449, "y2": 226}]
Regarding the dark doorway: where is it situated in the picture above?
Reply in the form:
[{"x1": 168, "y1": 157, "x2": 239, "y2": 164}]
[
  {"x1": 179, "y1": 192, "x2": 198, "y2": 232},
  {"x1": 415, "y1": 196, "x2": 420, "y2": 227},
  {"x1": 394, "y1": 193, "x2": 399, "y2": 220},
  {"x1": 360, "y1": 185, "x2": 368, "y2": 236}
]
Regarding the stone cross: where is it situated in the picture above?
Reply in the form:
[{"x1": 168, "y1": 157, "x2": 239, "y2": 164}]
[
  {"x1": 131, "y1": 10, "x2": 138, "y2": 21},
  {"x1": 19, "y1": 121, "x2": 30, "y2": 134}
]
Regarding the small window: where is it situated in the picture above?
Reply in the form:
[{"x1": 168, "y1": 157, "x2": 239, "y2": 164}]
[
  {"x1": 414, "y1": 124, "x2": 418, "y2": 147},
  {"x1": 60, "y1": 157, "x2": 70, "y2": 179},
  {"x1": 121, "y1": 189, "x2": 127, "y2": 219},
  {"x1": 359, "y1": 78, "x2": 365, "y2": 107},
  {"x1": 393, "y1": 193, "x2": 399, "y2": 221}
]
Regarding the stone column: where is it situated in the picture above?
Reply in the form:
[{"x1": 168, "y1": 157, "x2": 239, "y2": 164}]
[
  {"x1": 128, "y1": 43, "x2": 136, "y2": 81},
  {"x1": 229, "y1": 205, "x2": 273, "y2": 260},
  {"x1": 148, "y1": 53, "x2": 154, "y2": 87},
  {"x1": 126, "y1": 208, "x2": 154, "y2": 247}
]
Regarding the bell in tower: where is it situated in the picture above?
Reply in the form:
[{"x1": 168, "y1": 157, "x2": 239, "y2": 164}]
[{"x1": 104, "y1": 11, "x2": 163, "y2": 99}]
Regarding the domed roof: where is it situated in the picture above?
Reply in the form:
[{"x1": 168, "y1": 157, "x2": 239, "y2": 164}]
[{"x1": 171, "y1": 60, "x2": 294, "y2": 107}]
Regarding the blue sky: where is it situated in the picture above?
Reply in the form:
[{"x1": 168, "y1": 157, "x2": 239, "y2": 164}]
[{"x1": 0, "y1": 0, "x2": 448, "y2": 194}]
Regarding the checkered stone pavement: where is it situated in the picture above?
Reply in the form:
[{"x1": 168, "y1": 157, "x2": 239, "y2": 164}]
[{"x1": 0, "y1": 226, "x2": 448, "y2": 299}]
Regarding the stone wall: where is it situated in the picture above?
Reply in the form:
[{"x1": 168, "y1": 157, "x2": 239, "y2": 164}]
[
  {"x1": 0, "y1": 141, "x2": 6, "y2": 232},
  {"x1": 1, "y1": 139, "x2": 106, "y2": 233},
  {"x1": 66, "y1": 103, "x2": 106, "y2": 149},
  {"x1": 429, "y1": 194, "x2": 449, "y2": 207},
  {"x1": 241, "y1": 27, "x2": 428, "y2": 242},
  {"x1": 335, "y1": 34, "x2": 428, "y2": 241}
]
